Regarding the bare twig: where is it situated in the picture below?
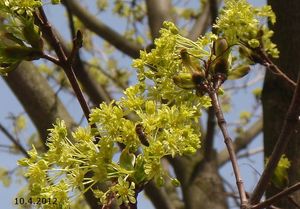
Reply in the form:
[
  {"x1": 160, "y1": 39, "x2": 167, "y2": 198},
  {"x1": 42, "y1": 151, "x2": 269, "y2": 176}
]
[
  {"x1": 209, "y1": 91, "x2": 248, "y2": 208},
  {"x1": 250, "y1": 65, "x2": 300, "y2": 204},
  {"x1": 258, "y1": 49, "x2": 296, "y2": 88},
  {"x1": 223, "y1": 177, "x2": 241, "y2": 207},
  {"x1": 251, "y1": 183, "x2": 300, "y2": 209},
  {"x1": 34, "y1": 7, "x2": 91, "y2": 121},
  {"x1": 237, "y1": 147, "x2": 263, "y2": 159},
  {"x1": 61, "y1": 0, "x2": 142, "y2": 58},
  {"x1": 41, "y1": 53, "x2": 61, "y2": 66},
  {"x1": 0, "y1": 123, "x2": 29, "y2": 158},
  {"x1": 287, "y1": 195, "x2": 300, "y2": 208},
  {"x1": 218, "y1": 117, "x2": 263, "y2": 167},
  {"x1": 59, "y1": 3, "x2": 112, "y2": 105},
  {"x1": 67, "y1": 30, "x2": 83, "y2": 65}
]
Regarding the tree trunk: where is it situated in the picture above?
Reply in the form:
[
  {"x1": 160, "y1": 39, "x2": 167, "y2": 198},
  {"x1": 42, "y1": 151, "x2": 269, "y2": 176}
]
[
  {"x1": 262, "y1": 1, "x2": 300, "y2": 208},
  {"x1": 184, "y1": 156, "x2": 228, "y2": 209},
  {"x1": 4, "y1": 62, "x2": 75, "y2": 141}
]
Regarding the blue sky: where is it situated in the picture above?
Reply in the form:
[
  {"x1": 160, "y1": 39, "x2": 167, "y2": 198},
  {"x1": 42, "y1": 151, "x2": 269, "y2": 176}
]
[{"x1": 0, "y1": 0, "x2": 266, "y2": 208}]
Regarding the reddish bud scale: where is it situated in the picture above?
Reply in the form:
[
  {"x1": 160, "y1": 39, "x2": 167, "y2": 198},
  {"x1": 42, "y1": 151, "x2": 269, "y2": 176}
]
[{"x1": 192, "y1": 71, "x2": 205, "y2": 85}]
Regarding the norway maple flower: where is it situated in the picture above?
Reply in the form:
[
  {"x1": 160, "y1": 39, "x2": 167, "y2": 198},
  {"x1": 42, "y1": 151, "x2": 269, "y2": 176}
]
[
  {"x1": 214, "y1": 0, "x2": 278, "y2": 57},
  {"x1": 111, "y1": 177, "x2": 136, "y2": 205}
]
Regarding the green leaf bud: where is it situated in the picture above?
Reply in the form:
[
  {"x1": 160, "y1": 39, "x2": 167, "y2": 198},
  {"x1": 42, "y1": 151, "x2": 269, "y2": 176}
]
[
  {"x1": 51, "y1": 0, "x2": 61, "y2": 4},
  {"x1": 269, "y1": 155, "x2": 291, "y2": 188},
  {"x1": 211, "y1": 57, "x2": 230, "y2": 75},
  {"x1": 162, "y1": 21, "x2": 178, "y2": 34},
  {"x1": 171, "y1": 178, "x2": 181, "y2": 187},
  {"x1": 239, "y1": 46, "x2": 264, "y2": 65},
  {"x1": 228, "y1": 65, "x2": 251, "y2": 80},
  {"x1": 145, "y1": 101, "x2": 156, "y2": 115},
  {"x1": 180, "y1": 48, "x2": 191, "y2": 66},
  {"x1": 252, "y1": 88, "x2": 262, "y2": 101},
  {"x1": 180, "y1": 48, "x2": 203, "y2": 72},
  {"x1": 22, "y1": 21, "x2": 43, "y2": 50},
  {"x1": 213, "y1": 38, "x2": 229, "y2": 57},
  {"x1": 173, "y1": 73, "x2": 195, "y2": 89},
  {"x1": 2, "y1": 32, "x2": 24, "y2": 46},
  {"x1": 2, "y1": 46, "x2": 41, "y2": 61}
]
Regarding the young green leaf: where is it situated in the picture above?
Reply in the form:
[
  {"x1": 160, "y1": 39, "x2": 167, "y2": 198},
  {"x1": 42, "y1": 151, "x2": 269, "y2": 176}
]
[{"x1": 228, "y1": 65, "x2": 251, "y2": 80}]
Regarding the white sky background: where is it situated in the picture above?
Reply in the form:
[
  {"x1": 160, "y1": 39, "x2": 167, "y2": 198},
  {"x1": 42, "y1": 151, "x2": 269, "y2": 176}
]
[{"x1": 0, "y1": 0, "x2": 267, "y2": 208}]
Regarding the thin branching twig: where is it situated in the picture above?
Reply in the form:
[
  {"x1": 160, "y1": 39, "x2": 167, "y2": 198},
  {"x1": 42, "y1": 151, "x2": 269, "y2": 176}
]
[
  {"x1": 209, "y1": 91, "x2": 248, "y2": 208},
  {"x1": 34, "y1": 7, "x2": 91, "y2": 121},
  {"x1": 250, "y1": 59, "x2": 300, "y2": 204},
  {"x1": 251, "y1": 182, "x2": 300, "y2": 209},
  {"x1": 0, "y1": 123, "x2": 29, "y2": 158}
]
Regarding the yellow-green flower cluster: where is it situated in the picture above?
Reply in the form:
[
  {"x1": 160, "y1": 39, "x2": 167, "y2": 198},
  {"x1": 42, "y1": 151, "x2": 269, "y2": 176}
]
[
  {"x1": 17, "y1": 2, "x2": 280, "y2": 207},
  {"x1": 111, "y1": 177, "x2": 136, "y2": 205},
  {"x1": 132, "y1": 22, "x2": 212, "y2": 108},
  {"x1": 18, "y1": 120, "x2": 112, "y2": 207},
  {"x1": 18, "y1": 144, "x2": 71, "y2": 209},
  {"x1": 20, "y1": 88, "x2": 202, "y2": 207},
  {"x1": 1, "y1": 0, "x2": 42, "y2": 16},
  {"x1": 214, "y1": 0, "x2": 278, "y2": 57}
]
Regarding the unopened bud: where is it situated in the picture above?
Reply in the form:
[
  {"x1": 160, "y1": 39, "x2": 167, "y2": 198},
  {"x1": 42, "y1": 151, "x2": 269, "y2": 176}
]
[
  {"x1": 213, "y1": 38, "x2": 229, "y2": 57},
  {"x1": 239, "y1": 46, "x2": 264, "y2": 65},
  {"x1": 212, "y1": 58, "x2": 229, "y2": 75},
  {"x1": 3, "y1": 46, "x2": 41, "y2": 61},
  {"x1": 192, "y1": 71, "x2": 205, "y2": 85},
  {"x1": 51, "y1": 0, "x2": 60, "y2": 4},
  {"x1": 23, "y1": 21, "x2": 43, "y2": 50},
  {"x1": 173, "y1": 73, "x2": 194, "y2": 89},
  {"x1": 171, "y1": 178, "x2": 181, "y2": 187},
  {"x1": 228, "y1": 65, "x2": 251, "y2": 80}
]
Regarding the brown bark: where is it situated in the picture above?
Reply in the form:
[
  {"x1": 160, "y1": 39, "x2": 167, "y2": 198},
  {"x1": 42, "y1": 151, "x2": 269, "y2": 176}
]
[
  {"x1": 146, "y1": 0, "x2": 173, "y2": 40},
  {"x1": 262, "y1": 1, "x2": 300, "y2": 208},
  {"x1": 184, "y1": 157, "x2": 228, "y2": 209}
]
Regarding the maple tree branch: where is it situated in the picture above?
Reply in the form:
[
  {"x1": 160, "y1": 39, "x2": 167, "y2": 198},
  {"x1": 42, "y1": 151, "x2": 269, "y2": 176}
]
[
  {"x1": 144, "y1": 181, "x2": 177, "y2": 209},
  {"x1": 237, "y1": 147, "x2": 263, "y2": 160},
  {"x1": 0, "y1": 123, "x2": 29, "y2": 158},
  {"x1": 218, "y1": 117, "x2": 263, "y2": 166},
  {"x1": 41, "y1": 53, "x2": 61, "y2": 66},
  {"x1": 49, "y1": 21, "x2": 112, "y2": 105},
  {"x1": 61, "y1": 0, "x2": 142, "y2": 58},
  {"x1": 209, "y1": 91, "x2": 248, "y2": 208},
  {"x1": 188, "y1": 2, "x2": 210, "y2": 41},
  {"x1": 250, "y1": 66, "x2": 300, "y2": 204},
  {"x1": 146, "y1": 0, "x2": 173, "y2": 40},
  {"x1": 251, "y1": 182, "x2": 300, "y2": 209},
  {"x1": 34, "y1": 7, "x2": 91, "y2": 121},
  {"x1": 258, "y1": 49, "x2": 296, "y2": 88}
]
